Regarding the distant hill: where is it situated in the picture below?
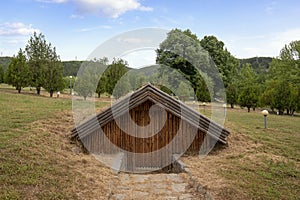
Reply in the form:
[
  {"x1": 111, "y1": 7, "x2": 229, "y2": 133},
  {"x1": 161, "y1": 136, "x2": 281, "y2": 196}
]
[
  {"x1": 62, "y1": 60, "x2": 84, "y2": 76},
  {"x1": 0, "y1": 57, "x2": 83, "y2": 76},
  {"x1": 239, "y1": 57, "x2": 273, "y2": 71},
  {"x1": 0, "y1": 57, "x2": 12, "y2": 71},
  {"x1": 239, "y1": 57, "x2": 273, "y2": 83},
  {"x1": 1, "y1": 56, "x2": 274, "y2": 78}
]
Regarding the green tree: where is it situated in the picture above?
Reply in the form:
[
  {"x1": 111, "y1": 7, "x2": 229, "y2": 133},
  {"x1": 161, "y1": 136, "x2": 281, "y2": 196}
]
[
  {"x1": 226, "y1": 81, "x2": 238, "y2": 108},
  {"x1": 5, "y1": 49, "x2": 30, "y2": 93},
  {"x1": 113, "y1": 76, "x2": 131, "y2": 99},
  {"x1": 261, "y1": 41, "x2": 300, "y2": 115},
  {"x1": 43, "y1": 46, "x2": 65, "y2": 97},
  {"x1": 237, "y1": 64, "x2": 260, "y2": 112},
  {"x1": 26, "y1": 32, "x2": 48, "y2": 95},
  {"x1": 0, "y1": 64, "x2": 4, "y2": 83},
  {"x1": 102, "y1": 58, "x2": 129, "y2": 96},
  {"x1": 156, "y1": 29, "x2": 212, "y2": 102},
  {"x1": 200, "y1": 35, "x2": 240, "y2": 88},
  {"x1": 95, "y1": 57, "x2": 109, "y2": 98},
  {"x1": 75, "y1": 59, "x2": 106, "y2": 100},
  {"x1": 176, "y1": 82, "x2": 194, "y2": 102},
  {"x1": 25, "y1": 32, "x2": 64, "y2": 97}
]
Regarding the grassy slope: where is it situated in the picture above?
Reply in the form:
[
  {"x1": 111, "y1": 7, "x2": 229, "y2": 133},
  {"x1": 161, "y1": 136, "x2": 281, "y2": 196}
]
[
  {"x1": 183, "y1": 107, "x2": 300, "y2": 199},
  {"x1": 1, "y1": 87, "x2": 299, "y2": 199},
  {"x1": 0, "y1": 88, "x2": 113, "y2": 199}
]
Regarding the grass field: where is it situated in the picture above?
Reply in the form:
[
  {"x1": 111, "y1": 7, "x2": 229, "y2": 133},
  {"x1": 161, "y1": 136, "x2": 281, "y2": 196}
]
[
  {"x1": 0, "y1": 87, "x2": 113, "y2": 199},
  {"x1": 0, "y1": 86, "x2": 299, "y2": 199},
  {"x1": 183, "y1": 106, "x2": 300, "y2": 199}
]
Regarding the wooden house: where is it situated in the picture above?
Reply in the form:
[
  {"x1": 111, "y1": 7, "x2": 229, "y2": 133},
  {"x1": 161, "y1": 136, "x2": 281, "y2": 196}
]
[{"x1": 71, "y1": 83, "x2": 230, "y2": 172}]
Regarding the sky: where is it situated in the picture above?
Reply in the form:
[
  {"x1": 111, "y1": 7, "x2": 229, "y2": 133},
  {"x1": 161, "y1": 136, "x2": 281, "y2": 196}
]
[{"x1": 1, "y1": 0, "x2": 300, "y2": 68}]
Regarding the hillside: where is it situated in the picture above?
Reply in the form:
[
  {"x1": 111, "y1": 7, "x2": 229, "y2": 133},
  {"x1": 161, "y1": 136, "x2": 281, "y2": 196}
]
[
  {"x1": 0, "y1": 57, "x2": 12, "y2": 71},
  {"x1": 239, "y1": 57, "x2": 273, "y2": 72},
  {"x1": 0, "y1": 56, "x2": 274, "y2": 77}
]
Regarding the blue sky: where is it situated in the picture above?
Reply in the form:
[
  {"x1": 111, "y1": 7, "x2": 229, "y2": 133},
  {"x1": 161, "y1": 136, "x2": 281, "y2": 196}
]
[{"x1": 1, "y1": 0, "x2": 300, "y2": 67}]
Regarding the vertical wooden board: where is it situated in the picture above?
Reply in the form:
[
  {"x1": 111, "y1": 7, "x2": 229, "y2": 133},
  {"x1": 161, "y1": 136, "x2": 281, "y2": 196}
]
[
  {"x1": 100, "y1": 127, "x2": 103, "y2": 153},
  {"x1": 175, "y1": 116, "x2": 182, "y2": 153},
  {"x1": 177, "y1": 118, "x2": 183, "y2": 154},
  {"x1": 108, "y1": 122, "x2": 112, "y2": 153},
  {"x1": 172, "y1": 114, "x2": 176, "y2": 154},
  {"x1": 104, "y1": 123, "x2": 108, "y2": 153}
]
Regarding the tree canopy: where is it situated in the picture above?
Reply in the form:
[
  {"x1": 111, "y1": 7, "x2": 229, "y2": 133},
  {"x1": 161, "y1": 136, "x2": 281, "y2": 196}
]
[
  {"x1": 261, "y1": 40, "x2": 300, "y2": 115},
  {"x1": 25, "y1": 32, "x2": 64, "y2": 96},
  {"x1": 5, "y1": 49, "x2": 30, "y2": 93}
]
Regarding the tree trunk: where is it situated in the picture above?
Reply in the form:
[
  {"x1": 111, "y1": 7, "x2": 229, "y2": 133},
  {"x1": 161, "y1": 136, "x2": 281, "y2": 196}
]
[
  {"x1": 253, "y1": 107, "x2": 256, "y2": 111},
  {"x1": 287, "y1": 109, "x2": 290, "y2": 115},
  {"x1": 50, "y1": 91, "x2": 53, "y2": 97},
  {"x1": 36, "y1": 87, "x2": 41, "y2": 95},
  {"x1": 98, "y1": 92, "x2": 101, "y2": 98},
  {"x1": 84, "y1": 96, "x2": 87, "y2": 100},
  {"x1": 18, "y1": 87, "x2": 21, "y2": 93},
  {"x1": 279, "y1": 110, "x2": 284, "y2": 115},
  {"x1": 291, "y1": 109, "x2": 295, "y2": 116},
  {"x1": 247, "y1": 107, "x2": 250, "y2": 112},
  {"x1": 230, "y1": 103, "x2": 234, "y2": 108}
]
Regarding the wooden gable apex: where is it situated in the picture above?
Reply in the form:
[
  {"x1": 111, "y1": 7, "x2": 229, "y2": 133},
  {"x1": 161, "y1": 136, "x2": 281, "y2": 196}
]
[{"x1": 71, "y1": 83, "x2": 230, "y2": 144}]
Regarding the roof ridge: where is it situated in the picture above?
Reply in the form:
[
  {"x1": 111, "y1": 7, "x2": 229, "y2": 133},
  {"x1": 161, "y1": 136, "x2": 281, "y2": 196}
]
[{"x1": 71, "y1": 84, "x2": 230, "y2": 144}]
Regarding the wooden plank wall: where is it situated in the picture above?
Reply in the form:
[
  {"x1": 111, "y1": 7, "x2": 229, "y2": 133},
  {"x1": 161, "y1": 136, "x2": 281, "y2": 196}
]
[{"x1": 83, "y1": 100, "x2": 208, "y2": 169}]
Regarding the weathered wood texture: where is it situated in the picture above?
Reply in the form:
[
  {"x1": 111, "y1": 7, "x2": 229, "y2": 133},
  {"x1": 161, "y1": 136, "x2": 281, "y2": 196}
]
[
  {"x1": 82, "y1": 100, "x2": 205, "y2": 153},
  {"x1": 71, "y1": 84, "x2": 229, "y2": 170}
]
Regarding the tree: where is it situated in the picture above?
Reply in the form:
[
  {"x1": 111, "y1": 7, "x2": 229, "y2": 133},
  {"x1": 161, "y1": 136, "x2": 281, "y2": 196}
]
[
  {"x1": 237, "y1": 64, "x2": 260, "y2": 112},
  {"x1": 43, "y1": 46, "x2": 65, "y2": 97},
  {"x1": 25, "y1": 32, "x2": 64, "y2": 97},
  {"x1": 26, "y1": 32, "x2": 48, "y2": 95},
  {"x1": 226, "y1": 82, "x2": 238, "y2": 108},
  {"x1": 101, "y1": 58, "x2": 129, "y2": 96},
  {"x1": 200, "y1": 35, "x2": 240, "y2": 88},
  {"x1": 5, "y1": 49, "x2": 30, "y2": 93},
  {"x1": 96, "y1": 75, "x2": 107, "y2": 98},
  {"x1": 156, "y1": 29, "x2": 212, "y2": 102},
  {"x1": 261, "y1": 41, "x2": 300, "y2": 115},
  {"x1": 0, "y1": 64, "x2": 4, "y2": 83},
  {"x1": 113, "y1": 76, "x2": 131, "y2": 99},
  {"x1": 176, "y1": 82, "x2": 194, "y2": 102},
  {"x1": 95, "y1": 57, "x2": 109, "y2": 98},
  {"x1": 75, "y1": 59, "x2": 106, "y2": 100}
]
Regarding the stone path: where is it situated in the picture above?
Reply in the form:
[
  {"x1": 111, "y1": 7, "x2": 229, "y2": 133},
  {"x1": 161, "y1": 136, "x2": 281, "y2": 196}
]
[{"x1": 109, "y1": 173, "x2": 212, "y2": 200}]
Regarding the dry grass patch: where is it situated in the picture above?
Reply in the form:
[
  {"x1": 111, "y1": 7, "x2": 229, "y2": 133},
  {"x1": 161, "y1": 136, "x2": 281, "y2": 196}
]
[{"x1": 1, "y1": 109, "x2": 116, "y2": 199}]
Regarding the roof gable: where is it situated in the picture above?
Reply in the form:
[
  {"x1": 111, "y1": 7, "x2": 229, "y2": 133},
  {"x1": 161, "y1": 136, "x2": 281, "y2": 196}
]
[{"x1": 71, "y1": 83, "x2": 230, "y2": 144}]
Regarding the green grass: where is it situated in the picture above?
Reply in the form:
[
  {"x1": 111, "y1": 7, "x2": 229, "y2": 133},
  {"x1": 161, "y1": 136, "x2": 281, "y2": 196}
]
[
  {"x1": 220, "y1": 108, "x2": 300, "y2": 199},
  {"x1": 0, "y1": 90, "x2": 73, "y2": 199},
  {"x1": 0, "y1": 87, "x2": 299, "y2": 199},
  {"x1": 0, "y1": 87, "x2": 111, "y2": 199}
]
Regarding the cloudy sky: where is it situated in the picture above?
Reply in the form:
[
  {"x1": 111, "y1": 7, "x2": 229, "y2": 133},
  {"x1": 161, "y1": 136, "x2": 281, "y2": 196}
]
[{"x1": 1, "y1": 0, "x2": 300, "y2": 67}]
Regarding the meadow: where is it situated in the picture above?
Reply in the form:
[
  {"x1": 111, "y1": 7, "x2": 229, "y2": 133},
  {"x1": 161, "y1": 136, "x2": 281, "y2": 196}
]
[{"x1": 0, "y1": 85, "x2": 299, "y2": 199}]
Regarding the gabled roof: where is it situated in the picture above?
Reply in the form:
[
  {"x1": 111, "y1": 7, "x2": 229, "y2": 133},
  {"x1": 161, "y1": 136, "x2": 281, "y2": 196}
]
[{"x1": 71, "y1": 83, "x2": 230, "y2": 144}]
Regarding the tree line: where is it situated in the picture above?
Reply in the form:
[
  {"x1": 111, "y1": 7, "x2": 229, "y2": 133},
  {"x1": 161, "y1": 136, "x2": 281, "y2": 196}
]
[
  {"x1": 1, "y1": 29, "x2": 299, "y2": 115},
  {"x1": 3, "y1": 32, "x2": 64, "y2": 96},
  {"x1": 155, "y1": 29, "x2": 300, "y2": 115}
]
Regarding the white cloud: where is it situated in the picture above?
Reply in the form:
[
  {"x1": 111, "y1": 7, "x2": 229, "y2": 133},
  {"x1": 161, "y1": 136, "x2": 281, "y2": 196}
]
[
  {"x1": 0, "y1": 22, "x2": 40, "y2": 36},
  {"x1": 75, "y1": 0, "x2": 153, "y2": 18},
  {"x1": 75, "y1": 25, "x2": 112, "y2": 32},
  {"x1": 36, "y1": 0, "x2": 153, "y2": 18}
]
